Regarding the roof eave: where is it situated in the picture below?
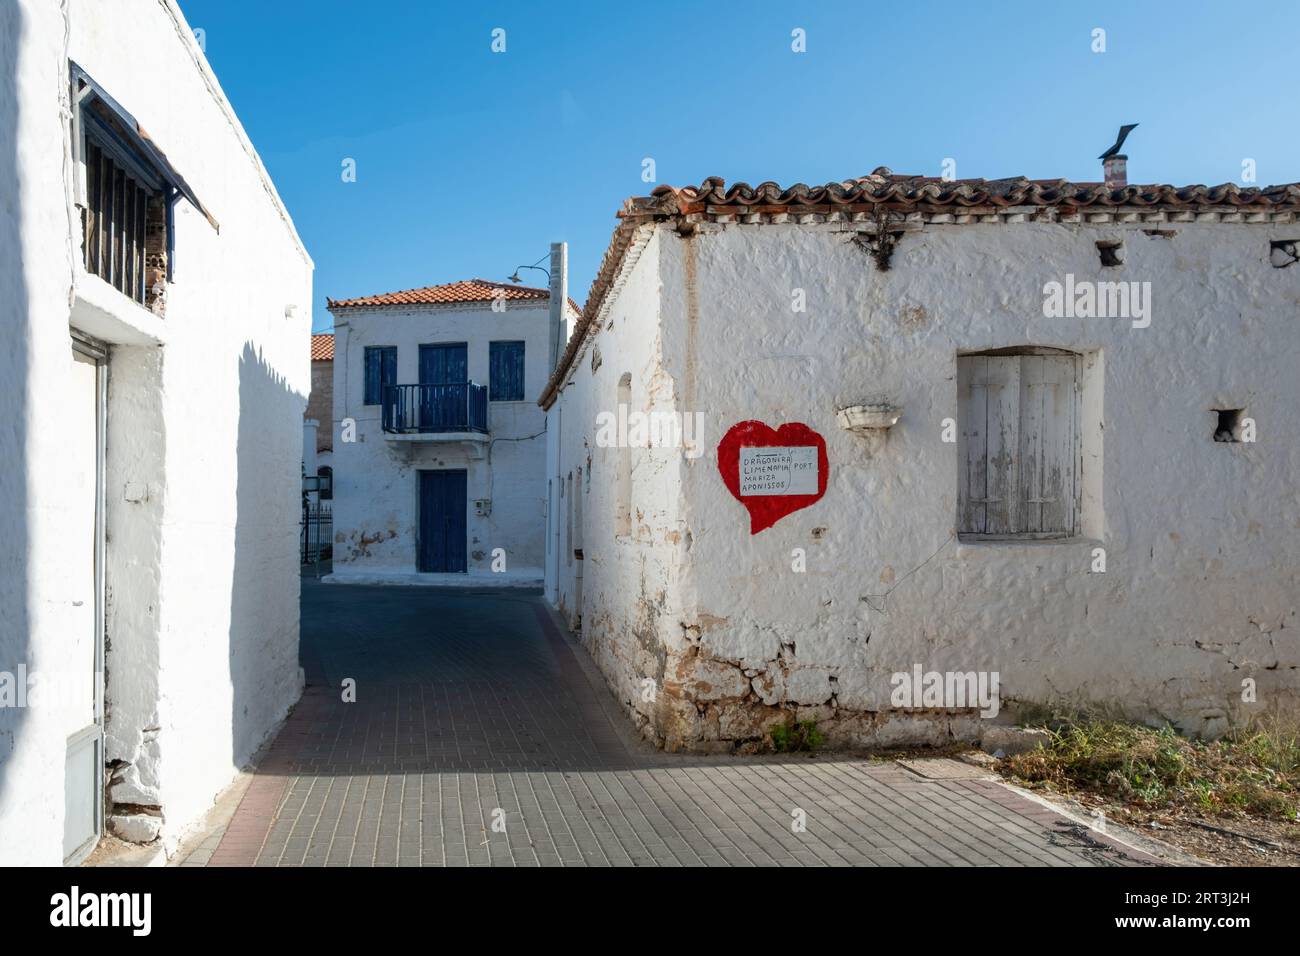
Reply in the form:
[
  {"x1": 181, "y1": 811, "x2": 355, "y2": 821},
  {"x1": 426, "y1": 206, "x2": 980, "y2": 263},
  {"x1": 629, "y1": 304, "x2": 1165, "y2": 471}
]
[{"x1": 536, "y1": 175, "x2": 1300, "y2": 410}]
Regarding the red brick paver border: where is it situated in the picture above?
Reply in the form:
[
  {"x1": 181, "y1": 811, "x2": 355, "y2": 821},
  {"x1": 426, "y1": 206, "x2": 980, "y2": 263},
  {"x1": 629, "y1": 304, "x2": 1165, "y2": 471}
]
[{"x1": 209, "y1": 687, "x2": 328, "y2": 865}]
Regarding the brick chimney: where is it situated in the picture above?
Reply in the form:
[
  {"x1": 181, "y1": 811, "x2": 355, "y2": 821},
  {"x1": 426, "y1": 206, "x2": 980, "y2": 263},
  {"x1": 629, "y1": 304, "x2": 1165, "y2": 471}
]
[
  {"x1": 1099, "y1": 123, "x2": 1137, "y2": 190},
  {"x1": 1103, "y1": 154, "x2": 1128, "y2": 189}
]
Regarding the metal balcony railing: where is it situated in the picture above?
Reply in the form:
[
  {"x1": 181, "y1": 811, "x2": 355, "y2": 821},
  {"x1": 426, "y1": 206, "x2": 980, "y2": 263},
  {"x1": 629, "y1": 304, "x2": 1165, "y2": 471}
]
[{"x1": 381, "y1": 383, "x2": 488, "y2": 434}]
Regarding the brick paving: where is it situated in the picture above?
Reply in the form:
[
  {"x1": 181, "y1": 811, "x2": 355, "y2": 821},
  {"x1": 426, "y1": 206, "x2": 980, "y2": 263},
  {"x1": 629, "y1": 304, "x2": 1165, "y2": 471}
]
[{"x1": 203, "y1": 578, "x2": 1160, "y2": 867}]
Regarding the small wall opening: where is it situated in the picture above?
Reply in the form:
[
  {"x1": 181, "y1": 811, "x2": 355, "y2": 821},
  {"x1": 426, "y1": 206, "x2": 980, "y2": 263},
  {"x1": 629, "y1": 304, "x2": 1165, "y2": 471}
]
[
  {"x1": 1096, "y1": 240, "x2": 1123, "y2": 267},
  {"x1": 1213, "y1": 408, "x2": 1244, "y2": 443},
  {"x1": 1269, "y1": 240, "x2": 1298, "y2": 269}
]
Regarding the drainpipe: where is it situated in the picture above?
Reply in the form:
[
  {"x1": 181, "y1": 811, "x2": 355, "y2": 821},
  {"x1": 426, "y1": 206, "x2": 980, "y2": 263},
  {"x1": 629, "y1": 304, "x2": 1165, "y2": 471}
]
[
  {"x1": 550, "y1": 405, "x2": 562, "y2": 604},
  {"x1": 548, "y1": 242, "x2": 567, "y2": 372},
  {"x1": 544, "y1": 242, "x2": 567, "y2": 605}
]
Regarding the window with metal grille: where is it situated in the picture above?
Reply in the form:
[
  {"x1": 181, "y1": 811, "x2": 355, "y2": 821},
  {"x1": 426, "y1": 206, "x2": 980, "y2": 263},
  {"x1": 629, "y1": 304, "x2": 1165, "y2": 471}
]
[
  {"x1": 72, "y1": 63, "x2": 218, "y2": 317},
  {"x1": 957, "y1": 348, "x2": 1081, "y2": 538},
  {"x1": 82, "y1": 136, "x2": 160, "y2": 306},
  {"x1": 489, "y1": 341, "x2": 525, "y2": 401},
  {"x1": 77, "y1": 91, "x2": 173, "y2": 310}
]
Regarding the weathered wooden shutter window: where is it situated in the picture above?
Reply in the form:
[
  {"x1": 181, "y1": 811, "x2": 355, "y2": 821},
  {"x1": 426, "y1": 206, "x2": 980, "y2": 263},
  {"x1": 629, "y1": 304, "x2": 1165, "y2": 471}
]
[
  {"x1": 489, "y1": 341, "x2": 525, "y2": 401},
  {"x1": 364, "y1": 346, "x2": 396, "y2": 404},
  {"x1": 1019, "y1": 354, "x2": 1077, "y2": 534},
  {"x1": 959, "y1": 355, "x2": 1019, "y2": 534},
  {"x1": 958, "y1": 352, "x2": 1078, "y2": 537}
]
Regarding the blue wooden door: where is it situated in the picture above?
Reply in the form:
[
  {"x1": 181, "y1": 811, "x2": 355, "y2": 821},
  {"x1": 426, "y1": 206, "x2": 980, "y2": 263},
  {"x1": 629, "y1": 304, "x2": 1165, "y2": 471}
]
[
  {"x1": 419, "y1": 343, "x2": 468, "y2": 431},
  {"x1": 418, "y1": 470, "x2": 467, "y2": 572}
]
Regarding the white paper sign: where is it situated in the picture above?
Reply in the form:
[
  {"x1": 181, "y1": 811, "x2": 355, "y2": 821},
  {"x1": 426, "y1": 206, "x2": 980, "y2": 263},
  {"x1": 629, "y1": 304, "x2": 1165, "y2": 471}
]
[{"x1": 739, "y1": 446, "x2": 819, "y2": 496}]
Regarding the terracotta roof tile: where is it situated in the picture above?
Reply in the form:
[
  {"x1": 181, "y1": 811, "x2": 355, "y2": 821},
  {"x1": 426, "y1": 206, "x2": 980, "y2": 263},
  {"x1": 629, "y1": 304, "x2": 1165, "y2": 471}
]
[
  {"x1": 327, "y1": 278, "x2": 579, "y2": 313},
  {"x1": 636, "y1": 167, "x2": 1300, "y2": 216},
  {"x1": 310, "y1": 333, "x2": 334, "y2": 361},
  {"x1": 538, "y1": 167, "x2": 1300, "y2": 408}
]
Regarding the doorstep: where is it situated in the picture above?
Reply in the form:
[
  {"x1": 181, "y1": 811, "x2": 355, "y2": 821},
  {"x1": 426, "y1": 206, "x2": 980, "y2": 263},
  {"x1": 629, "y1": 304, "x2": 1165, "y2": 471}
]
[{"x1": 322, "y1": 569, "x2": 543, "y2": 588}]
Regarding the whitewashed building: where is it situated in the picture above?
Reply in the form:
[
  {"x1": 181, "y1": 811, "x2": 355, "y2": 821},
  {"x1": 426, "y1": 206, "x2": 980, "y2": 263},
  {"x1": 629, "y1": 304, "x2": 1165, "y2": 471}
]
[
  {"x1": 327, "y1": 268, "x2": 576, "y2": 585},
  {"x1": 304, "y1": 332, "x2": 335, "y2": 481},
  {"x1": 0, "y1": 0, "x2": 312, "y2": 863},
  {"x1": 541, "y1": 160, "x2": 1300, "y2": 752},
  {"x1": 302, "y1": 333, "x2": 334, "y2": 563}
]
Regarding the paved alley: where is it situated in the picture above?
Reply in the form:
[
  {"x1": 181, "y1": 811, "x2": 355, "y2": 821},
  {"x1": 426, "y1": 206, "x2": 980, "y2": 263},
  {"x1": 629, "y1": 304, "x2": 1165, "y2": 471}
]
[{"x1": 194, "y1": 577, "x2": 1160, "y2": 867}]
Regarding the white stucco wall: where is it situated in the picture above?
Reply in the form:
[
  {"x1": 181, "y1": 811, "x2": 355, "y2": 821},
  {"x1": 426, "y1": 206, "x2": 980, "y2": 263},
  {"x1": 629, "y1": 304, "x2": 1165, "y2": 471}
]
[
  {"x1": 550, "y1": 215, "x2": 1300, "y2": 751},
  {"x1": 0, "y1": 0, "x2": 311, "y2": 863},
  {"x1": 1, "y1": 0, "x2": 83, "y2": 866},
  {"x1": 328, "y1": 302, "x2": 552, "y2": 580},
  {"x1": 546, "y1": 227, "x2": 701, "y2": 741}
]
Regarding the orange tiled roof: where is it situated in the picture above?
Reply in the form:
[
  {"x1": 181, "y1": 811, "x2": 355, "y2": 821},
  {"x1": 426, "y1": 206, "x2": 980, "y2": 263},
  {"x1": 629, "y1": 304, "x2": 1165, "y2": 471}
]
[
  {"x1": 639, "y1": 168, "x2": 1300, "y2": 216},
  {"x1": 538, "y1": 167, "x2": 1300, "y2": 408},
  {"x1": 310, "y1": 333, "x2": 334, "y2": 361},
  {"x1": 327, "y1": 278, "x2": 579, "y2": 313}
]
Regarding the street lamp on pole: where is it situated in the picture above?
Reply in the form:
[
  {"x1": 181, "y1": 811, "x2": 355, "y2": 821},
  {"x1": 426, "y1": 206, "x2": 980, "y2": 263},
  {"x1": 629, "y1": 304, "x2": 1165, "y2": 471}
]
[{"x1": 507, "y1": 253, "x2": 551, "y2": 285}]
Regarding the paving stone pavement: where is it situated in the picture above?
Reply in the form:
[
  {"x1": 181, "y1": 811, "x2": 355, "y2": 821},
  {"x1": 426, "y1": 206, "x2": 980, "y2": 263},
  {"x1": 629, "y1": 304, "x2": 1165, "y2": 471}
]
[{"x1": 201, "y1": 577, "x2": 1160, "y2": 867}]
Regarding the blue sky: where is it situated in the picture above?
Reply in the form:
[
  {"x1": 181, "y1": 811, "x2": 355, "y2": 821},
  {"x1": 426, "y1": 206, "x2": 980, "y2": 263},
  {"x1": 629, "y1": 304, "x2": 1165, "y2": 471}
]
[{"x1": 177, "y1": 0, "x2": 1300, "y2": 333}]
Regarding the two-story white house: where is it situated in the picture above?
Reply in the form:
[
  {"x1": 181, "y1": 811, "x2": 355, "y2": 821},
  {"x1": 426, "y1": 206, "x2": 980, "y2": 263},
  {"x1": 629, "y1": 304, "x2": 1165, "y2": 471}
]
[{"x1": 327, "y1": 271, "x2": 576, "y2": 584}]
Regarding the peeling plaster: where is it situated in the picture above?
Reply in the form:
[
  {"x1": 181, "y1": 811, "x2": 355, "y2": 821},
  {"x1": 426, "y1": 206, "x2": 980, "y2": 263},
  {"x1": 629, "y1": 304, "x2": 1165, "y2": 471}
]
[{"x1": 547, "y1": 217, "x2": 1300, "y2": 752}]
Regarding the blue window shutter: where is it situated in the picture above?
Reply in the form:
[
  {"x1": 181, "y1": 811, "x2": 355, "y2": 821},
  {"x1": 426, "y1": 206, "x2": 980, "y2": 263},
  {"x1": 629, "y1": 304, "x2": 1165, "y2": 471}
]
[
  {"x1": 365, "y1": 346, "x2": 398, "y2": 404},
  {"x1": 420, "y1": 343, "x2": 466, "y2": 385},
  {"x1": 382, "y1": 347, "x2": 397, "y2": 395},
  {"x1": 364, "y1": 347, "x2": 381, "y2": 404},
  {"x1": 489, "y1": 343, "x2": 502, "y2": 399},
  {"x1": 490, "y1": 341, "x2": 525, "y2": 401}
]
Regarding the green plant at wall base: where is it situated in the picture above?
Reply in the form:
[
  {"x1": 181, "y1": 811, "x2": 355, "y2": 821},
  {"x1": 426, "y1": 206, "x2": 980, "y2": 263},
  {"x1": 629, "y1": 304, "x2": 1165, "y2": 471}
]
[
  {"x1": 771, "y1": 719, "x2": 823, "y2": 753},
  {"x1": 1001, "y1": 716, "x2": 1299, "y2": 822}
]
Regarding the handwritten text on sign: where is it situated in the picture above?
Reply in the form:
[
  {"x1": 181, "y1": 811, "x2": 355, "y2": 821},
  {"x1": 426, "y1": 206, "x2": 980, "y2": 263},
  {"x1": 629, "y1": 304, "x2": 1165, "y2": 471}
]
[{"x1": 738, "y1": 446, "x2": 819, "y2": 496}]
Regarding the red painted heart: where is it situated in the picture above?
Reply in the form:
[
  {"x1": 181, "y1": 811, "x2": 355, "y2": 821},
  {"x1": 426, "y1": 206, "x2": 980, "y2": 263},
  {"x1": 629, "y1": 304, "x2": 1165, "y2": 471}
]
[{"x1": 717, "y1": 421, "x2": 829, "y2": 534}]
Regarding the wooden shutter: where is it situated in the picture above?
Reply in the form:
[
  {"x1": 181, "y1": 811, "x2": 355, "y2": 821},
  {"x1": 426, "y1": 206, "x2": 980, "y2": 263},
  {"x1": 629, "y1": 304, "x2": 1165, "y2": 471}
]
[
  {"x1": 419, "y1": 343, "x2": 466, "y2": 385},
  {"x1": 381, "y1": 347, "x2": 397, "y2": 393},
  {"x1": 958, "y1": 355, "x2": 1020, "y2": 534},
  {"x1": 1019, "y1": 354, "x2": 1077, "y2": 535},
  {"x1": 365, "y1": 347, "x2": 396, "y2": 405},
  {"x1": 489, "y1": 341, "x2": 525, "y2": 401},
  {"x1": 364, "y1": 347, "x2": 382, "y2": 404},
  {"x1": 959, "y1": 351, "x2": 1078, "y2": 537},
  {"x1": 957, "y1": 356, "x2": 985, "y2": 534}
]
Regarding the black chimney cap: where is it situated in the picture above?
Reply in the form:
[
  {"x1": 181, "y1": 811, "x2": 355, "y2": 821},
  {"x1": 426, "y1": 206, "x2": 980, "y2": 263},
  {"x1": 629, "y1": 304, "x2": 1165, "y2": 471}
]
[{"x1": 1099, "y1": 124, "x2": 1139, "y2": 160}]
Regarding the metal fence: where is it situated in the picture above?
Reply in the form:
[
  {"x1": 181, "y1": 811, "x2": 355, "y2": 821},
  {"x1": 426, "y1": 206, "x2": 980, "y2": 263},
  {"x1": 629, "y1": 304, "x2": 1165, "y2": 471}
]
[{"x1": 301, "y1": 502, "x2": 332, "y2": 564}]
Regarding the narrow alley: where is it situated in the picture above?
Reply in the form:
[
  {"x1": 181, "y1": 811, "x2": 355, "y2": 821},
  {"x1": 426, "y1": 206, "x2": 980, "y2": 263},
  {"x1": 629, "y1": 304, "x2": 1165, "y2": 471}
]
[{"x1": 191, "y1": 577, "x2": 1158, "y2": 867}]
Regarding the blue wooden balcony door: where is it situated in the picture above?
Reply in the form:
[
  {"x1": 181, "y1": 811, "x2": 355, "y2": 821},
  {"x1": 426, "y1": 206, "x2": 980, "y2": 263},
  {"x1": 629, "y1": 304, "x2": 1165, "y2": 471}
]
[
  {"x1": 419, "y1": 343, "x2": 468, "y2": 431},
  {"x1": 418, "y1": 470, "x2": 467, "y2": 573}
]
